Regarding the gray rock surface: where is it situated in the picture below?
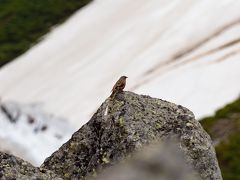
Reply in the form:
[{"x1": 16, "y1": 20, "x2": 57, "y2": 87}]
[
  {"x1": 94, "y1": 142, "x2": 200, "y2": 180},
  {"x1": 0, "y1": 152, "x2": 61, "y2": 180},
  {"x1": 42, "y1": 91, "x2": 222, "y2": 179}
]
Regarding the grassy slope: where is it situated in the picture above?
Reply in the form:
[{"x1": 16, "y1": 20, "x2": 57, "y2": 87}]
[
  {"x1": 200, "y1": 97, "x2": 240, "y2": 180},
  {"x1": 0, "y1": 0, "x2": 92, "y2": 67}
]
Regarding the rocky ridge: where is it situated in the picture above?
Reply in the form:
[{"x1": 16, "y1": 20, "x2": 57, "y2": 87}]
[
  {"x1": 42, "y1": 92, "x2": 222, "y2": 179},
  {"x1": 0, "y1": 92, "x2": 222, "y2": 179}
]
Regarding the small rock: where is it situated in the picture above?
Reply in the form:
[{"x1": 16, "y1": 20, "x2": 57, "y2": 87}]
[{"x1": 0, "y1": 152, "x2": 61, "y2": 179}]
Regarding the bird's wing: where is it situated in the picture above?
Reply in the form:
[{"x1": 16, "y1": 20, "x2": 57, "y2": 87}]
[{"x1": 111, "y1": 80, "x2": 120, "y2": 92}]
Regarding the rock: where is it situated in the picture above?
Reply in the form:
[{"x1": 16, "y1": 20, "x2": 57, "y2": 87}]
[
  {"x1": 0, "y1": 152, "x2": 61, "y2": 180},
  {"x1": 94, "y1": 142, "x2": 200, "y2": 180},
  {"x1": 42, "y1": 91, "x2": 222, "y2": 179}
]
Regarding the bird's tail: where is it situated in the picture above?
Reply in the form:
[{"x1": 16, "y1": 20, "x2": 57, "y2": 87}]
[{"x1": 110, "y1": 91, "x2": 116, "y2": 98}]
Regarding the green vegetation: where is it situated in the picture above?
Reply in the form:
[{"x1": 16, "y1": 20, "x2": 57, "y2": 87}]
[
  {"x1": 216, "y1": 134, "x2": 240, "y2": 179},
  {"x1": 201, "y1": 97, "x2": 240, "y2": 180},
  {"x1": 0, "y1": 0, "x2": 92, "y2": 67}
]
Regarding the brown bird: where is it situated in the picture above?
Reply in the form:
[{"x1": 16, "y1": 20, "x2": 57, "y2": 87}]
[{"x1": 110, "y1": 76, "x2": 128, "y2": 98}]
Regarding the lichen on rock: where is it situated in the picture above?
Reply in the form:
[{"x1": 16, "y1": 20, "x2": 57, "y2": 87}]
[
  {"x1": 42, "y1": 91, "x2": 222, "y2": 179},
  {"x1": 0, "y1": 152, "x2": 61, "y2": 180}
]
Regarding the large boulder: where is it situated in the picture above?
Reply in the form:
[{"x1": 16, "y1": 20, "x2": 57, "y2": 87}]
[
  {"x1": 0, "y1": 152, "x2": 61, "y2": 180},
  {"x1": 42, "y1": 91, "x2": 222, "y2": 179}
]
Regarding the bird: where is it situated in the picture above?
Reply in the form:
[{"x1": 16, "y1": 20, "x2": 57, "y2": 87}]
[{"x1": 110, "y1": 76, "x2": 128, "y2": 98}]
